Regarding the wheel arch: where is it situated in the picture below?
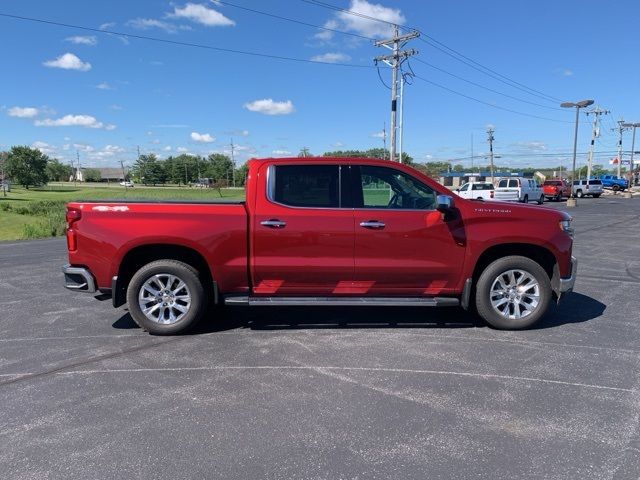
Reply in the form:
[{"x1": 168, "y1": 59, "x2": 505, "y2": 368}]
[
  {"x1": 472, "y1": 243, "x2": 556, "y2": 285},
  {"x1": 113, "y1": 243, "x2": 216, "y2": 308}
]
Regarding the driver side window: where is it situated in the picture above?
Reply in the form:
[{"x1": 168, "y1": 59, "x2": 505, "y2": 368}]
[{"x1": 359, "y1": 165, "x2": 436, "y2": 210}]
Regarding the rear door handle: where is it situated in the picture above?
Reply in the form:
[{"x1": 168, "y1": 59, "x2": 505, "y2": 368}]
[
  {"x1": 260, "y1": 219, "x2": 287, "y2": 229},
  {"x1": 359, "y1": 220, "x2": 385, "y2": 229}
]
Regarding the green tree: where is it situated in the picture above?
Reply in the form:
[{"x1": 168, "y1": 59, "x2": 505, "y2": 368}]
[
  {"x1": 5, "y1": 146, "x2": 49, "y2": 188},
  {"x1": 83, "y1": 168, "x2": 102, "y2": 182},
  {"x1": 323, "y1": 148, "x2": 413, "y2": 165},
  {"x1": 235, "y1": 162, "x2": 249, "y2": 187},
  {"x1": 46, "y1": 159, "x2": 73, "y2": 182},
  {"x1": 203, "y1": 154, "x2": 234, "y2": 183},
  {"x1": 132, "y1": 154, "x2": 166, "y2": 185}
]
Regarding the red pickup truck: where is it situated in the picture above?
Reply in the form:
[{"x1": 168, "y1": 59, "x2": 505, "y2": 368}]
[
  {"x1": 63, "y1": 157, "x2": 576, "y2": 334},
  {"x1": 542, "y1": 179, "x2": 571, "y2": 201}
]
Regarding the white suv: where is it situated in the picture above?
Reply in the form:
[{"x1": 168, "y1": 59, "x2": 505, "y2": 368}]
[
  {"x1": 456, "y1": 181, "x2": 495, "y2": 201},
  {"x1": 494, "y1": 177, "x2": 544, "y2": 204}
]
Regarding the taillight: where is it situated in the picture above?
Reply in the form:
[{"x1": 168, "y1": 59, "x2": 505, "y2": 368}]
[
  {"x1": 490, "y1": 191, "x2": 494, "y2": 198},
  {"x1": 66, "y1": 208, "x2": 81, "y2": 252}
]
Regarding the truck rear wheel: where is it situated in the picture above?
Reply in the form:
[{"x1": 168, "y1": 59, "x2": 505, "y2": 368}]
[
  {"x1": 475, "y1": 256, "x2": 551, "y2": 329},
  {"x1": 612, "y1": 184, "x2": 620, "y2": 192},
  {"x1": 126, "y1": 260, "x2": 206, "y2": 335}
]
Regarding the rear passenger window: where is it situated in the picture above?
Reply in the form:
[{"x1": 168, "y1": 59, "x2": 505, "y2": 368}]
[
  {"x1": 273, "y1": 165, "x2": 339, "y2": 208},
  {"x1": 498, "y1": 179, "x2": 508, "y2": 188},
  {"x1": 509, "y1": 179, "x2": 519, "y2": 188}
]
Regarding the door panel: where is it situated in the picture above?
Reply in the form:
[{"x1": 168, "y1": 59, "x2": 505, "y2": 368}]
[
  {"x1": 352, "y1": 165, "x2": 466, "y2": 296},
  {"x1": 252, "y1": 164, "x2": 354, "y2": 295}
]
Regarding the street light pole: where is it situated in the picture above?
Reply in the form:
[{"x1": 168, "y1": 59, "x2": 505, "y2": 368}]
[
  {"x1": 561, "y1": 99, "x2": 594, "y2": 207},
  {"x1": 621, "y1": 123, "x2": 640, "y2": 191}
]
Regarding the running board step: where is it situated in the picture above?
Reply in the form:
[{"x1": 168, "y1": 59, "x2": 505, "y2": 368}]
[{"x1": 224, "y1": 296, "x2": 459, "y2": 307}]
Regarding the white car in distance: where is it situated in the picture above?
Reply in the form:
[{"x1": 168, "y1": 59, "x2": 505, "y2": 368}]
[{"x1": 456, "y1": 181, "x2": 496, "y2": 201}]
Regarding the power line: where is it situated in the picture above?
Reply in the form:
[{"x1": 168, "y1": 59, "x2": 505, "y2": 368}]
[
  {"x1": 411, "y1": 74, "x2": 575, "y2": 124},
  {"x1": 0, "y1": 12, "x2": 374, "y2": 68},
  {"x1": 411, "y1": 58, "x2": 565, "y2": 111},
  {"x1": 300, "y1": 0, "x2": 563, "y2": 104},
  {"x1": 216, "y1": 0, "x2": 375, "y2": 40}
]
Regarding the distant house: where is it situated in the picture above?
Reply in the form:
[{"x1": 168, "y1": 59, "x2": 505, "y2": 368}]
[{"x1": 72, "y1": 167, "x2": 129, "y2": 183}]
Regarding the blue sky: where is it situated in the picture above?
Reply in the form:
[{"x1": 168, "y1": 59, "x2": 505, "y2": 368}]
[{"x1": 1, "y1": 0, "x2": 639, "y2": 169}]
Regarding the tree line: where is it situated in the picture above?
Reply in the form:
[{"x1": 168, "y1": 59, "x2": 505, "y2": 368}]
[{"x1": 0, "y1": 145, "x2": 619, "y2": 190}]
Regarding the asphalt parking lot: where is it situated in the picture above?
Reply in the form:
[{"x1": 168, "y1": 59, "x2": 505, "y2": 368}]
[{"x1": 1, "y1": 197, "x2": 639, "y2": 480}]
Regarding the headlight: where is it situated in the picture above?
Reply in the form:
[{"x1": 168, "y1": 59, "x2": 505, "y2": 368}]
[{"x1": 559, "y1": 219, "x2": 573, "y2": 237}]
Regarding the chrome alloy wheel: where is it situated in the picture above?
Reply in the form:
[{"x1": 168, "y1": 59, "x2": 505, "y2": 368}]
[
  {"x1": 489, "y1": 269, "x2": 540, "y2": 320},
  {"x1": 138, "y1": 273, "x2": 191, "y2": 324}
]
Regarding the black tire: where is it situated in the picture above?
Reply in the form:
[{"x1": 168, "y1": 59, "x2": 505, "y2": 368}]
[
  {"x1": 522, "y1": 195, "x2": 529, "y2": 203},
  {"x1": 593, "y1": 194, "x2": 601, "y2": 198},
  {"x1": 475, "y1": 255, "x2": 551, "y2": 330},
  {"x1": 576, "y1": 189, "x2": 583, "y2": 198},
  {"x1": 612, "y1": 184, "x2": 620, "y2": 192},
  {"x1": 537, "y1": 194, "x2": 544, "y2": 205},
  {"x1": 126, "y1": 259, "x2": 206, "y2": 335},
  {"x1": 554, "y1": 194, "x2": 561, "y2": 202}
]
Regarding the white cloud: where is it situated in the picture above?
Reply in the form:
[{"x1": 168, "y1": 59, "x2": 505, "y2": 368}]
[
  {"x1": 371, "y1": 131, "x2": 386, "y2": 139},
  {"x1": 73, "y1": 143, "x2": 95, "y2": 152},
  {"x1": 96, "y1": 82, "x2": 114, "y2": 90},
  {"x1": 513, "y1": 141, "x2": 548, "y2": 151},
  {"x1": 310, "y1": 52, "x2": 351, "y2": 63},
  {"x1": 65, "y1": 35, "x2": 97, "y2": 46},
  {"x1": 244, "y1": 99, "x2": 294, "y2": 116},
  {"x1": 105, "y1": 145, "x2": 126, "y2": 153},
  {"x1": 561, "y1": 69, "x2": 573, "y2": 77},
  {"x1": 164, "y1": 146, "x2": 172, "y2": 151},
  {"x1": 177, "y1": 147, "x2": 189, "y2": 152},
  {"x1": 272, "y1": 149, "x2": 292, "y2": 156},
  {"x1": 314, "y1": 19, "x2": 339, "y2": 41},
  {"x1": 8, "y1": 106, "x2": 39, "y2": 118},
  {"x1": 109, "y1": 105, "x2": 123, "y2": 110},
  {"x1": 32, "y1": 141, "x2": 56, "y2": 155},
  {"x1": 170, "y1": 3, "x2": 235, "y2": 27},
  {"x1": 127, "y1": 18, "x2": 181, "y2": 34},
  {"x1": 191, "y1": 131, "x2": 215, "y2": 143},
  {"x1": 43, "y1": 53, "x2": 91, "y2": 71},
  {"x1": 328, "y1": 0, "x2": 405, "y2": 39},
  {"x1": 99, "y1": 22, "x2": 116, "y2": 30},
  {"x1": 35, "y1": 114, "x2": 115, "y2": 130}
]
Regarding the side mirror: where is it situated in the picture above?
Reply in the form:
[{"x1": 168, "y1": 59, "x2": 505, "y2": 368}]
[
  {"x1": 455, "y1": 188, "x2": 460, "y2": 192},
  {"x1": 436, "y1": 195, "x2": 454, "y2": 213}
]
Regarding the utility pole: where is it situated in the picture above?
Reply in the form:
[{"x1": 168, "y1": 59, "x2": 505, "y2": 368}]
[
  {"x1": 585, "y1": 107, "x2": 609, "y2": 182},
  {"x1": 374, "y1": 25, "x2": 418, "y2": 162},
  {"x1": 382, "y1": 123, "x2": 387, "y2": 153},
  {"x1": 120, "y1": 160, "x2": 127, "y2": 187},
  {"x1": 1, "y1": 153, "x2": 5, "y2": 197},
  {"x1": 230, "y1": 138, "x2": 236, "y2": 188},
  {"x1": 184, "y1": 158, "x2": 188, "y2": 186},
  {"x1": 487, "y1": 127, "x2": 495, "y2": 183},
  {"x1": 137, "y1": 145, "x2": 143, "y2": 185},
  {"x1": 470, "y1": 133, "x2": 474, "y2": 171},
  {"x1": 398, "y1": 74, "x2": 405, "y2": 164},
  {"x1": 75, "y1": 150, "x2": 80, "y2": 185},
  {"x1": 614, "y1": 120, "x2": 628, "y2": 178}
]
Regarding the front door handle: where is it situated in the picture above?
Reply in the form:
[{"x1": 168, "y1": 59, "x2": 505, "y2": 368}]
[
  {"x1": 260, "y1": 219, "x2": 287, "y2": 229},
  {"x1": 359, "y1": 220, "x2": 385, "y2": 229}
]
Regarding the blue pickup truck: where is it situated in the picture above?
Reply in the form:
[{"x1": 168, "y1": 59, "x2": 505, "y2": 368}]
[{"x1": 598, "y1": 175, "x2": 628, "y2": 191}]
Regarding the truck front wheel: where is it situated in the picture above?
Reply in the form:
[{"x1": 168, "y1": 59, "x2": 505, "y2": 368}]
[
  {"x1": 126, "y1": 260, "x2": 206, "y2": 335},
  {"x1": 475, "y1": 256, "x2": 551, "y2": 329}
]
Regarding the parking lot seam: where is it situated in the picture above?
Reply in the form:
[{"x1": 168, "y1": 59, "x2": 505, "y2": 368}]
[
  {"x1": 50, "y1": 365, "x2": 637, "y2": 393},
  {"x1": 0, "y1": 336, "x2": 182, "y2": 388}
]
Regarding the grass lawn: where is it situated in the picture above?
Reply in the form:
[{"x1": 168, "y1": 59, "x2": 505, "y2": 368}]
[{"x1": 0, "y1": 183, "x2": 246, "y2": 241}]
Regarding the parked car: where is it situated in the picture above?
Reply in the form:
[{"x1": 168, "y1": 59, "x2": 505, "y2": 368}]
[
  {"x1": 598, "y1": 175, "x2": 628, "y2": 191},
  {"x1": 542, "y1": 179, "x2": 571, "y2": 201},
  {"x1": 572, "y1": 179, "x2": 603, "y2": 198},
  {"x1": 494, "y1": 177, "x2": 545, "y2": 204},
  {"x1": 455, "y1": 181, "x2": 495, "y2": 201},
  {"x1": 119, "y1": 181, "x2": 134, "y2": 187},
  {"x1": 63, "y1": 157, "x2": 576, "y2": 333}
]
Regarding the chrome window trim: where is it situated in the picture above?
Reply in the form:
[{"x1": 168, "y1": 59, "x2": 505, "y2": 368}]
[{"x1": 265, "y1": 163, "x2": 343, "y2": 211}]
